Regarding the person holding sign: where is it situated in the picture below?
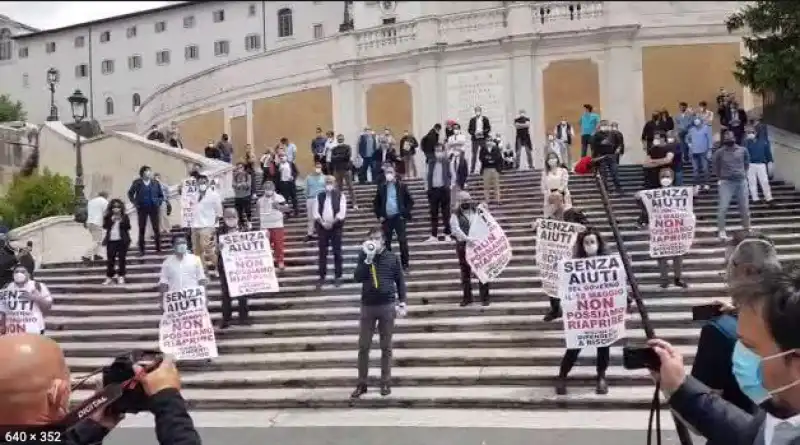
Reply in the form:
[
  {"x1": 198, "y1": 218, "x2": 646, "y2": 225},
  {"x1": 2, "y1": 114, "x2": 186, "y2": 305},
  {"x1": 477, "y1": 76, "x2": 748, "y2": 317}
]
[
  {"x1": 0, "y1": 264, "x2": 52, "y2": 334},
  {"x1": 190, "y1": 175, "x2": 224, "y2": 273},
  {"x1": 540, "y1": 152, "x2": 571, "y2": 218},
  {"x1": 257, "y1": 181, "x2": 291, "y2": 271},
  {"x1": 158, "y1": 234, "x2": 208, "y2": 299},
  {"x1": 555, "y1": 228, "x2": 612, "y2": 396},
  {"x1": 101, "y1": 198, "x2": 131, "y2": 285},
  {"x1": 450, "y1": 191, "x2": 491, "y2": 306},
  {"x1": 350, "y1": 227, "x2": 408, "y2": 399},
  {"x1": 313, "y1": 176, "x2": 347, "y2": 289},
  {"x1": 216, "y1": 208, "x2": 251, "y2": 328}
]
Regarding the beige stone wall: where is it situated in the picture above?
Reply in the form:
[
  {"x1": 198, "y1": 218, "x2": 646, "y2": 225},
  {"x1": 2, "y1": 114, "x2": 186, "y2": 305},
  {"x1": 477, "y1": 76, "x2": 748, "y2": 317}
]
[
  {"x1": 176, "y1": 109, "x2": 225, "y2": 154},
  {"x1": 252, "y1": 86, "x2": 333, "y2": 174},
  {"x1": 365, "y1": 81, "x2": 414, "y2": 138},
  {"x1": 542, "y1": 58, "x2": 600, "y2": 161}
]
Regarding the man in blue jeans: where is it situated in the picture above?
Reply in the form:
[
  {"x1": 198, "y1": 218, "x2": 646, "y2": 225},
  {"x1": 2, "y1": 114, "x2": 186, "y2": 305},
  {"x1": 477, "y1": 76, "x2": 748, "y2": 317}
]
[
  {"x1": 713, "y1": 130, "x2": 751, "y2": 241},
  {"x1": 686, "y1": 116, "x2": 713, "y2": 192}
]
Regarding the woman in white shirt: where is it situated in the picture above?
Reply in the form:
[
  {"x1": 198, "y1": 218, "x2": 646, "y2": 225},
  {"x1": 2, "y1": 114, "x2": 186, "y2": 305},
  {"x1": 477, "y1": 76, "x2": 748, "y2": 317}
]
[
  {"x1": 102, "y1": 199, "x2": 131, "y2": 285},
  {"x1": 541, "y1": 152, "x2": 571, "y2": 218}
]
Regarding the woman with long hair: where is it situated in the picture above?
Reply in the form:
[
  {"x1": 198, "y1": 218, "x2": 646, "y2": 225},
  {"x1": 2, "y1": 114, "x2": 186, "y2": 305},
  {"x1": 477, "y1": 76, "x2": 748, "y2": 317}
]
[
  {"x1": 555, "y1": 227, "x2": 611, "y2": 396},
  {"x1": 102, "y1": 198, "x2": 131, "y2": 285},
  {"x1": 541, "y1": 152, "x2": 571, "y2": 218}
]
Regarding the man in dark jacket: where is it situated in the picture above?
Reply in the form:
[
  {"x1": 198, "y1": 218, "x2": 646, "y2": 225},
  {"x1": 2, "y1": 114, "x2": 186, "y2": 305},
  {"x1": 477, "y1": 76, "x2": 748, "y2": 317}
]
[
  {"x1": 426, "y1": 144, "x2": 452, "y2": 242},
  {"x1": 373, "y1": 165, "x2": 414, "y2": 272},
  {"x1": 127, "y1": 165, "x2": 165, "y2": 255},
  {"x1": 350, "y1": 226, "x2": 407, "y2": 399},
  {"x1": 591, "y1": 121, "x2": 622, "y2": 195},
  {"x1": 468, "y1": 107, "x2": 492, "y2": 174},
  {"x1": 0, "y1": 334, "x2": 202, "y2": 445},
  {"x1": 420, "y1": 124, "x2": 441, "y2": 163}
]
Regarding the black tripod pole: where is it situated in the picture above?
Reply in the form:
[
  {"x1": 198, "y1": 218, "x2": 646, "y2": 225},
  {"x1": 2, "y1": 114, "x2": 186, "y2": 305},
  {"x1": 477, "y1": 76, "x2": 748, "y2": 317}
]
[{"x1": 592, "y1": 167, "x2": 694, "y2": 445}]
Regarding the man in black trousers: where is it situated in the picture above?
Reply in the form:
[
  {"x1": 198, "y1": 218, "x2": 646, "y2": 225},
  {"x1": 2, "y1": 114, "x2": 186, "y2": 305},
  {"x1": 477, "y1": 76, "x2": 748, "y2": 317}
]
[
  {"x1": 313, "y1": 175, "x2": 347, "y2": 288},
  {"x1": 425, "y1": 143, "x2": 452, "y2": 242},
  {"x1": 127, "y1": 165, "x2": 165, "y2": 255},
  {"x1": 373, "y1": 165, "x2": 414, "y2": 273}
]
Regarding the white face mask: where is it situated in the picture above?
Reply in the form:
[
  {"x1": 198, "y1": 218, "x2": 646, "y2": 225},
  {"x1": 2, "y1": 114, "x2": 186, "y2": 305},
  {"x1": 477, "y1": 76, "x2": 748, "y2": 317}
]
[
  {"x1": 13, "y1": 272, "x2": 26, "y2": 284},
  {"x1": 198, "y1": 184, "x2": 208, "y2": 191},
  {"x1": 660, "y1": 177, "x2": 673, "y2": 187},
  {"x1": 325, "y1": 185, "x2": 334, "y2": 192},
  {"x1": 547, "y1": 158, "x2": 558, "y2": 167}
]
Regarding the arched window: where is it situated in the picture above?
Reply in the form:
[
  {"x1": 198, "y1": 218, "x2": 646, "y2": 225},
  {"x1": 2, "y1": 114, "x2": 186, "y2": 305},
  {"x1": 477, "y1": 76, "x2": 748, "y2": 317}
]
[
  {"x1": 0, "y1": 28, "x2": 12, "y2": 61},
  {"x1": 132, "y1": 93, "x2": 141, "y2": 111},
  {"x1": 277, "y1": 8, "x2": 293, "y2": 38},
  {"x1": 105, "y1": 97, "x2": 115, "y2": 115}
]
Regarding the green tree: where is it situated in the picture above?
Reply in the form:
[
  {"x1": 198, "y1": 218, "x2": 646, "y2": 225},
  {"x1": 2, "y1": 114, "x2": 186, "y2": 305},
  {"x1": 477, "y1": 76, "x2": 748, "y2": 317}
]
[
  {"x1": 726, "y1": 2, "x2": 800, "y2": 100},
  {"x1": 0, "y1": 94, "x2": 27, "y2": 122},
  {"x1": 0, "y1": 169, "x2": 74, "y2": 229}
]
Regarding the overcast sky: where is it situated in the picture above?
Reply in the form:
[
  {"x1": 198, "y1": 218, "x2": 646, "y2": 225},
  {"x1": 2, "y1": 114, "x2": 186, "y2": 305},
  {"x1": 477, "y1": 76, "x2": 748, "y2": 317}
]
[{"x1": 0, "y1": 1, "x2": 180, "y2": 30}]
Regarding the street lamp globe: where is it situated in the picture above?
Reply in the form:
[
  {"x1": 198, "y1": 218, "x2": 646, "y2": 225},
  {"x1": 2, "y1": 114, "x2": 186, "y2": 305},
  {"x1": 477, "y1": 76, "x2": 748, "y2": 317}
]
[
  {"x1": 46, "y1": 67, "x2": 59, "y2": 85},
  {"x1": 68, "y1": 89, "x2": 88, "y2": 123}
]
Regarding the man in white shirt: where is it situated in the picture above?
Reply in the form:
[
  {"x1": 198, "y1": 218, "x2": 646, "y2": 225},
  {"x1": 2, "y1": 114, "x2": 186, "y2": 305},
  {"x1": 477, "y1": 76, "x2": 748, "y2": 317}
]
[
  {"x1": 0, "y1": 265, "x2": 52, "y2": 334},
  {"x1": 158, "y1": 234, "x2": 208, "y2": 310},
  {"x1": 190, "y1": 175, "x2": 223, "y2": 273},
  {"x1": 312, "y1": 175, "x2": 347, "y2": 289},
  {"x1": 81, "y1": 191, "x2": 109, "y2": 263},
  {"x1": 258, "y1": 182, "x2": 291, "y2": 270}
]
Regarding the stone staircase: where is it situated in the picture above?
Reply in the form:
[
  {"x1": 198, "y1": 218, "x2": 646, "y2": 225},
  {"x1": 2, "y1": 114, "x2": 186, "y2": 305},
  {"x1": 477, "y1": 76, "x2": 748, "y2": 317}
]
[{"x1": 42, "y1": 165, "x2": 800, "y2": 410}]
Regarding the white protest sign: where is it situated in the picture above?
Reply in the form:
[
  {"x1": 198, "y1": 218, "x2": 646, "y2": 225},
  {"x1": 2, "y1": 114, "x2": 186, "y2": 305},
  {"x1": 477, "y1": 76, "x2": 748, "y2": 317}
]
[
  {"x1": 558, "y1": 254, "x2": 627, "y2": 349},
  {"x1": 180, "y1": 177, "x2": 199, "y2": 228},
  {"x1": 158, "y1": 286, "x2": 218, "y2": 360},
  {"x1": 465, "y1": 207, "x2": 512, "y2": 283},
  {"x1": 640, "y1": 187, "x2": 696, "y2": 258},
  {"x1": 535, "y1": 219, "x2": 585, "y2": 297},
  {"x1": 219, "y1": 229, "x2": 279, "y2": 296},
  {"x1": 0, "y1": 289, "x2": 44, "y2": 334}
]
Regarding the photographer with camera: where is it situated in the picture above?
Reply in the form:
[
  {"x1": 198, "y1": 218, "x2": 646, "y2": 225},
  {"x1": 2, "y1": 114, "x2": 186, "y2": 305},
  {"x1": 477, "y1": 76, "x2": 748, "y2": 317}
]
[
  {"x1": 0, "y1": 334, "x2": 201, "y2": 445},
  {"x1": 648, "y1": 264, "x2": 800, "y2": 445},
  {"x1": 350, "y1": 227, "x2": 407, "y2": 399}
]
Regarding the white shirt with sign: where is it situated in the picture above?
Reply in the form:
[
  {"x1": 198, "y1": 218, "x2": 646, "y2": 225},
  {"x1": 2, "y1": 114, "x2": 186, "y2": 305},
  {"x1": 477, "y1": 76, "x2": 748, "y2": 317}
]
[
  {"x1": 258, "y1": 194, "x2": 287, "y2": 229},
  {"x1": 159, "y1": 254, "x2": 207, "y2": 292},
  {"x1": 0, "y1": 280, "x2": 52, "y2": 333},
  {"x1": 190, "y1": 190, "x2": 223, "y2": 229},
  {"x1": 86, "y1": 196, "x2": 109, "y2": 226}
]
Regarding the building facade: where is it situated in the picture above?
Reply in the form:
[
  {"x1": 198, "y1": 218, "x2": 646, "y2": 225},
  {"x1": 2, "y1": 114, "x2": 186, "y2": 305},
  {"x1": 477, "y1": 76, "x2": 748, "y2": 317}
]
[{"x1": 2, "y1": 2, "x2": 752, "y2": 172}]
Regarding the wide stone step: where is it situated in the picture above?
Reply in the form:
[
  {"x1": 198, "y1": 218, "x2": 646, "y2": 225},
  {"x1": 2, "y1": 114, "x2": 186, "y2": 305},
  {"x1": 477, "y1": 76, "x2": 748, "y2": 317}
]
[
  {"x1": 71, "y1": 385, "x2": 666, "y2": 410},
  {"x1": 65, "y1": 345, "x2": 698, "y2": 373}
]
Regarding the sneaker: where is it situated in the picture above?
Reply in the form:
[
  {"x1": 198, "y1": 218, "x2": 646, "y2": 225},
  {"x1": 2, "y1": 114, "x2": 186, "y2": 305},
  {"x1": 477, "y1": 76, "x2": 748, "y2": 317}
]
[
  {"x1": 102, "y1": 278, "x2": 113, "y2": 285},
  {"x1": 116, "y1": 276, "x2": 126, "y2": 285}
]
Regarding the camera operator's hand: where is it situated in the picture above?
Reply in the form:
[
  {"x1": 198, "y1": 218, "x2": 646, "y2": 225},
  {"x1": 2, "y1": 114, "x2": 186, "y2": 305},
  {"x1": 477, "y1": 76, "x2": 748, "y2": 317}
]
[
  {"x1": 140, "y1": 356, "x2": 182, "y2": 396},
  {"x1": 647, "y1": 338, "x2": 687, "y2": 396}
]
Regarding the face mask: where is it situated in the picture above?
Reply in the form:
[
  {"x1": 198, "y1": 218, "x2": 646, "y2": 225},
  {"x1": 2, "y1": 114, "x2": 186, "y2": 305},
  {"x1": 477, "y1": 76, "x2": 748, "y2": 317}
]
[
  {"x1": 224, "y1": 218, "x2": 238, "y2": 228},
  {"x1": 199, "y1": 184, "x2": 208, "y2": 191},
  {"x1": 325, "y1": 185, "x2": 334, "y2": 192},
  {"x1": 174, "y1": 244, "x2": 188, "y2": 255},
  {"x1": 547, "y1": 158, "x2": 558, "y2": 167},
  {"x1": 732, "y1": 341, "x2": 800, "y2": 407},
  {"x1": 660, "y1": 177, "x2": 673, "y2": 187},
  {"x1": 652, "y1": 140, "x2": 662, "y2": 146},
  {"x1": 584, "y1": 241, "x2": 599, "y2": 256},
  {"x1": 746, "y1": 133, "x2": 756, "y2": 139},
  {"x1": 694, "y1": 119, "x2": 701, "y2": 126},
  {"x1": 315, "y1": 168, "x2": 322, "y2": 174},
  {"x1": 13, "y1": 272, "x2": 26, "y2": 284}
]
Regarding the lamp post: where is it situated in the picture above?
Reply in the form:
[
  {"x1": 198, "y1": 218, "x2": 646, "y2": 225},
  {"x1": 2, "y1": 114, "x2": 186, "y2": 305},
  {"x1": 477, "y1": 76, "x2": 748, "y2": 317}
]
[
  {"x1": 46, "y1": 68, "x2": 60, "y2": 122},
  {"x1": 68, "y1": 89, "x2": 89, "y2": 224}
]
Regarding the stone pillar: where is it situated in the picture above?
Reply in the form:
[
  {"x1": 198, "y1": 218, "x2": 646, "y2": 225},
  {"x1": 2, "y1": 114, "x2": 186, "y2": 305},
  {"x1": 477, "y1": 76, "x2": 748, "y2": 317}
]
[
  {"x1": 602, "y1": 44, "x2": 645, "y2": 165},
  {"x1": 245, "y1": 100, "x2": 254, "y2": 146},
  {"x1": 510, "y1": 45, "x2": 537, "y2": 169},
  {"x1": 332, "y1": 72, "x2": 361, "y2": 145}
]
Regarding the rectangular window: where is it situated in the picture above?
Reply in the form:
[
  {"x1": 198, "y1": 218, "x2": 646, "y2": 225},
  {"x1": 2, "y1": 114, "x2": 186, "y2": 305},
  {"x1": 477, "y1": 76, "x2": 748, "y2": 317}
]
[
  {"x1": 101, "y1": 59, "x2": 115, "y2": 74},
  {"x1": 100, "y1": 31, "x2": 111, "y2": 43},
  {"x1": 75, "y1": 64, "x2": 88, "y2": 78},
  {"x1": 128, "y1": 55, "x2": 142, "y2": 70},
  {"x1": 213, "y1": 10, "x2": 225, "y2": 23},
  {"x1": 244, "y1": 34, "x2": 260, "y2": 51},
  {"x1": 18, "y1": 47, "x2": 28, "y2": 58},
  {"x1": 183, "y1": 15, "x2": 195, "y2": 28},
  {"x1": 46, "y1": 42, "x2": 56, "y2": 53},
  {"x1": 214, "y1": 40, "x2": 229, "y2": 56},
  {"x1": 313, "y1": 23, "x2": 324, "y2": 39},
  {"x1": 155, "y1": 21, "x2": 167, "y2": 33},
  {"x1": 126, "y1": 26, "x2": 137, "y2": 38},
  {"x1": 248, "y1": 4, "x2": 257, "y2": 16},
  {"x1": 156, "y1": 50, "x2": 171, "y2": 65},
  {"x1": 184, "y1": 45, "x2": 199, "y2": 60}
]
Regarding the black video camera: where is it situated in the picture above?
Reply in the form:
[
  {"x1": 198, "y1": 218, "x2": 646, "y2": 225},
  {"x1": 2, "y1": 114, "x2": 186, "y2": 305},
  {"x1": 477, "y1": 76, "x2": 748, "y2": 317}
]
[{"x1": 101, "y1": 350, "x2": 164, "y2": 415}]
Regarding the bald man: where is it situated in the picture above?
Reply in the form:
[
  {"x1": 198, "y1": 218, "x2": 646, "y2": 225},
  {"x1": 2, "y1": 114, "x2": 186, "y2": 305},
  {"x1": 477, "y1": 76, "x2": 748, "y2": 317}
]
[{"x1": 0, "y1": 334, "x2": 201, "y2": 445}]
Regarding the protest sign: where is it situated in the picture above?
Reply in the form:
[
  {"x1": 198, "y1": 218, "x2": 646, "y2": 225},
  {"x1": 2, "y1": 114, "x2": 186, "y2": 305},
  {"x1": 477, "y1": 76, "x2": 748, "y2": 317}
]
[
  {"x1": 558, "y1": 254, "x2": 627, "y2": 349},
  {"x1": 180, "y1": 177, "x2": 199, "y2": 228},
  {"x1": 219, "y1": 229, "x2": 279, "y2": 296},
  {"x1": 0, "y1": 289, "x2": 44, "y2": 334},
  {"x1": 465, "y1": 207, "x2": 512, "y2": 283},
  {"x1": 640, "y1": 187, "x2": 696, "y2": 258},
  {"x1": 535, "y1": 219, "x2": 585, "y2": 297},
  {"x1": 158, "y1": 286, "x2": 218, "y2": 360}
]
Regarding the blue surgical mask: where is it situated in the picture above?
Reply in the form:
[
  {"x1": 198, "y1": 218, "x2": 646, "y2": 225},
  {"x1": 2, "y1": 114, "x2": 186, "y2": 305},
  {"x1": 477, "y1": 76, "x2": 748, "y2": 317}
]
[
  {"x1": 733, "y1": 341, "x2": 800, "y2": 405},
  {"x1": 174, "y1": 244, "x2": 188, "y2": 255}
]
